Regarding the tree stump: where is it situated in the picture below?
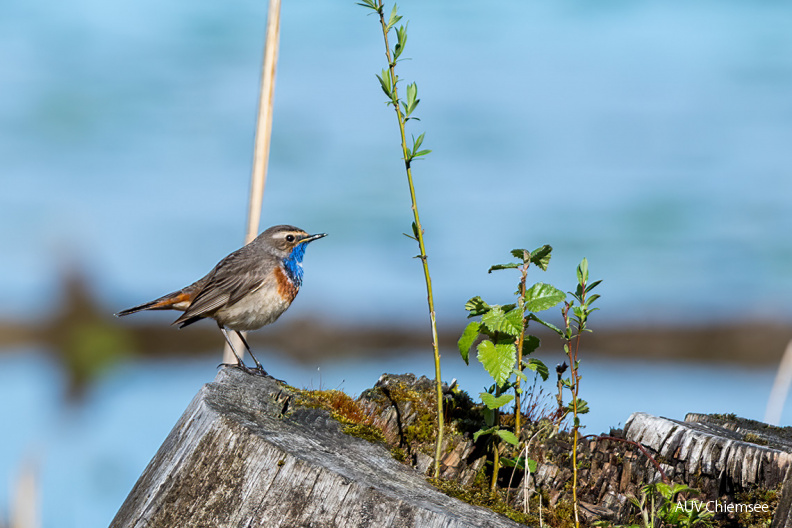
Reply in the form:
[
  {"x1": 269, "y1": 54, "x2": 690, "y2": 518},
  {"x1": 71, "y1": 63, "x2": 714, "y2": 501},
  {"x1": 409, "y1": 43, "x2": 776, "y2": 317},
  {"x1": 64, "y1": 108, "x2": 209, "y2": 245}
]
[
  {"x1": 625, "y1": 412, "x2": 792, "y2": 527},
  {"x1": 625, "y1": 412, "x2": 792, "y2": 490},
  {"x1": 109, "y1": 368, "x2": 526, "y2": 528}
]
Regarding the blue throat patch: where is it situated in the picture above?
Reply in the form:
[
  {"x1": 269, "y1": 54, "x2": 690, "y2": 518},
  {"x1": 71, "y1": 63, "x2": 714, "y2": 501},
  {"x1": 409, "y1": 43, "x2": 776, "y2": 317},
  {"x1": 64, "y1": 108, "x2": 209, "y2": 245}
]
[{"x1": 282, "y1": 243, "x2": 308, "y2": 286}]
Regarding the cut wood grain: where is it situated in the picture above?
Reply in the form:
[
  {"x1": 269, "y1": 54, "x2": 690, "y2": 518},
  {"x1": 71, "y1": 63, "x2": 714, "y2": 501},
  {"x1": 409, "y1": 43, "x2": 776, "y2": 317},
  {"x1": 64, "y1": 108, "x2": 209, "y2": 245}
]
[
  {"x1": 110, "y1": 368, "x2": 527, "y2": 528},
  {"x1": 625, "y1": 412, "x2": 792, "y2": 490}
]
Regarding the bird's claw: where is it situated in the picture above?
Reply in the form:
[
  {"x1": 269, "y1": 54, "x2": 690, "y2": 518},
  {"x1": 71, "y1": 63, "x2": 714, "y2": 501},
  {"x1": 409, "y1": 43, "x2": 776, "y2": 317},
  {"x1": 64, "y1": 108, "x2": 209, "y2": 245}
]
[
  {"x1": 218, "y1": 362, "x2": 268, "y2": 377},
  {"x1": 251, "y1": 366, "x2": 269, "y2": 377},
  {"x1": 218, "y1": 362, "x2": 255, "y2": 375}
]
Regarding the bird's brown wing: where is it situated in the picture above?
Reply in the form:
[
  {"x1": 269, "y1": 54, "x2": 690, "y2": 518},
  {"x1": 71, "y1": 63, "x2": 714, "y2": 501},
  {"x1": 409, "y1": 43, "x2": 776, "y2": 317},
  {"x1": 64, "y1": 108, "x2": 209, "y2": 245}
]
[{"x1": 172, "y1": 247, "x2": 271, "y2": 327}]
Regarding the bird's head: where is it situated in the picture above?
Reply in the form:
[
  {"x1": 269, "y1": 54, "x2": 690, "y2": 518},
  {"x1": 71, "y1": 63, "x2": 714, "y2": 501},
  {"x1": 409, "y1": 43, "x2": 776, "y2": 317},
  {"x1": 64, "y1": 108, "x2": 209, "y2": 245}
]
[{"x1": 258, "y1": 225, "x2": 327, "y2": 260}]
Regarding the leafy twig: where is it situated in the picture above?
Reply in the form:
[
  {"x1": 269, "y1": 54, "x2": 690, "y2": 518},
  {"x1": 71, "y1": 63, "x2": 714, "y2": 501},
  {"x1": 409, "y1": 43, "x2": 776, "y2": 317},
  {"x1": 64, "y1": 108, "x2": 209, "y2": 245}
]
[{"x1": 359, "y1": 0, "x2": 443, "y2": 479}]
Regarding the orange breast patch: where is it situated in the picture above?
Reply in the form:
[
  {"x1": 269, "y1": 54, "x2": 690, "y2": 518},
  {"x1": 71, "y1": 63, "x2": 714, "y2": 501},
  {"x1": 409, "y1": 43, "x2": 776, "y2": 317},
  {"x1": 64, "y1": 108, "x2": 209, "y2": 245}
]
[{"x1": 274, "y1": 266, "x2": 299, "y2": 303}]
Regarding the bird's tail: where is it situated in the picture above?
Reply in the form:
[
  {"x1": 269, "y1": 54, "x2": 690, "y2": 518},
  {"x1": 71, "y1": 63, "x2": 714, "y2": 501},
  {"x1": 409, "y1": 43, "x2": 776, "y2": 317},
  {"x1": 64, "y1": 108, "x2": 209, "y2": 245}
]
[{"x1": 115, "y1": 291, "x2": 191, "y2": 317}]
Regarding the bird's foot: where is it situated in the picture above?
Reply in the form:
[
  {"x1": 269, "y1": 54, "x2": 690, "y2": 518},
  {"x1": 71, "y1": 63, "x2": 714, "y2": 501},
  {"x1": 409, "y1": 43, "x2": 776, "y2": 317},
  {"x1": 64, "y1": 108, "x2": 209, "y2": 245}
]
[
  {"x1": 250, "y1": 366, "x2": 269, "y2": 377},
  {"x1": 218, "y1": 362, "x2": 257, "y2": 375}
]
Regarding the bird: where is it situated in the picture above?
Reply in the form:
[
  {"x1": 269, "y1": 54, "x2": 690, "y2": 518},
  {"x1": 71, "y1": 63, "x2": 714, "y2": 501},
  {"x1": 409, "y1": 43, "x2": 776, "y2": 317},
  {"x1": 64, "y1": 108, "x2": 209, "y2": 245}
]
[{"x1": 115, "y1": 224, "x2": 326, "y2": 375}]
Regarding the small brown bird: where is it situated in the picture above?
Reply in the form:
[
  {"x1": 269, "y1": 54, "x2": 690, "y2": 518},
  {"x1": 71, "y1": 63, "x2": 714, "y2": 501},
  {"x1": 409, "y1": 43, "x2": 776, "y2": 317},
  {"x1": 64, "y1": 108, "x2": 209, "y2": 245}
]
[{"x1": 116, "y1": 225, "x2": 326, "y2": 375}]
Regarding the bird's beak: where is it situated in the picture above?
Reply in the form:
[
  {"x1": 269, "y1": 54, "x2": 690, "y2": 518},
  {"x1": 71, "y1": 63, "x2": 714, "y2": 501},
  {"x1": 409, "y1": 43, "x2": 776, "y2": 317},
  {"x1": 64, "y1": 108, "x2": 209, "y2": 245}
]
[{"x1": 300, "y1": 233, "x2": 327, "y2": 244}]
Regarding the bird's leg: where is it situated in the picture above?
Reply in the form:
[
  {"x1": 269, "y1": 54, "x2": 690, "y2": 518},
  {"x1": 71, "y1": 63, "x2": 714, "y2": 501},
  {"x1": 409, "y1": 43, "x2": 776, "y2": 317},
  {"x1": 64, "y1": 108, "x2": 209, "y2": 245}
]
[
  {"x1": 218, "y1": 324, "x2": 254, "y2": 374},
  {"x1": 234, "y1": 330, "x2": 268, "y2": 376}
]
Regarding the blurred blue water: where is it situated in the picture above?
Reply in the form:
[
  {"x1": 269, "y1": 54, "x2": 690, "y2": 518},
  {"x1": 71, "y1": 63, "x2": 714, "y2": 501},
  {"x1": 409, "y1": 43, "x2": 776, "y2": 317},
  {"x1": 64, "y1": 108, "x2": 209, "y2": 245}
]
[
  {"x1": 2, "y1": 1, "x2": 792, "y2": 524},
  {"x1": 0, "y1": 348, "x2": 781, "y2": 528},
  {"x1": 2, "y1": 0, "x2": 791, "y2": 326}
]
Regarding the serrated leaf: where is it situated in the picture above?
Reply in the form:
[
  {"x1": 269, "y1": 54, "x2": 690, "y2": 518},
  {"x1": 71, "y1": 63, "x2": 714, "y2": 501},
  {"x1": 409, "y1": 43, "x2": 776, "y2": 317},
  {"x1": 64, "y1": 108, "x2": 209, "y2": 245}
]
[
  {"x1": 524, "y1": 283, "x2": 566, "y2": 312},
  {"x1": 480, "y1": 392, "x2": 514, "y2": 410},
  {"x1": 457, "y1": 321, "x2": 481, "y2": 364},
  {"x1": 510, "y1": 249, "x2": 529, "y2": 262},
  {"x1": 465, "y1": 296, "x2": 490, "y2": 316},
  {"x1": 477, "y1": 340, "x2": 516, "y2": 386},
  {"x1": 495, "y1": 429, "x2": 519, "y2": 445},
  {"x1": 525, "y1": 358, "x2": 549, "y2": 381},
  {"x1": 530, "y1": 245, "x2": 553, "y2": 271},
  {"x1": 528, "y1": 314, "x2": 563, "y2": 335},
  {"x1": 481, "y1": 306, "x2": 522, "y2": 336},
  {"x1": 488, "y1": 262, "x2": 519, "y2": 273},
  {"x1": 473, "y1": 426, "x2": 497, "y2": 442},
  {"x1": 522, "y1": 335, "x2": 540, "y2": 355}
]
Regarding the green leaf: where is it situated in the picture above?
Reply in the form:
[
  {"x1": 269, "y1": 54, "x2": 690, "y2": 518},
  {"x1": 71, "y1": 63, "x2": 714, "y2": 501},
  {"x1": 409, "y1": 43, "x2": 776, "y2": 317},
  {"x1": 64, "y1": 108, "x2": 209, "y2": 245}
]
[
  {"x1": 522, "y1": 335, "x2": 540, "y2": 355},
  {"x1": 495, "y1": 429, "x2": 519, "y2": 445},
  {"x1": 376, "y1": 69, "x2": 392, "y2": 99},
  {"x1": 465, "y1": 296, "x2": 490, "y2": 316},
  {"x1": 481, "y1": 306, "x2": 522, "y2": 336},
  {"x1": 528, "y1": 314, "x2": 563, "y2": 335},
  {"x1": 405, "y1": 83, "x2": 417, "y2": 114},
  {"x1": 577, "y1": 258, "x2": 589, "y2": 285},
  {"x1": 411, "y1": 132, "x2": 425, "y2": 152},
  {"x1": 526, "y1": 457, "x2": 538, "y2": 473},
  {"x1": 355, "y1": 0, "x2": 379, "y2": 10},
  {"x1": 568, "y1": 398, "x2": 590, "y2": 414},
  {"x1": 473, "y1": 426, "x2": 497, "y2": 442},
  {"x1": 394, "y1": 25, "x2": 408, "y2": 60},
  {"x1": 488, "y1": 262, "x2": 519, "y2": 273},
  {"x1": 585, "y1": 279, "x2": 602, "y2": 294},
  {"x1": 407, "y1": 132, "x2": 430, "y2": 160},
  {"x1": 524, "y1": 283, "x2": 566, "y2": 312},
  {"x1": 500, "y1": 456, "x2": 523, "y2": 468},
  {"x1": 386, "y1": 4, "x2": 402, "y2": 30},
  {"x1": 483, "y1": 407, "x2": 495, "y2": 427},
  {"x1": 477, "y1": 340, "x2": 516, "y2": 386},
  {"x1": 457, "y1": 321, "x2": 481, "y2": 365},
  {"x1": 525, "y1": 358, "x2": 549, "y2": 381},
  {"x1": 510, "y1": 249, "x2": 529, "y2": 262},
  {"x1": 480, "y1": 392, "x2": 514, "y2": 410},
  {"x1": 530, "y1": 245, "x2": 553, "y2": 271}
]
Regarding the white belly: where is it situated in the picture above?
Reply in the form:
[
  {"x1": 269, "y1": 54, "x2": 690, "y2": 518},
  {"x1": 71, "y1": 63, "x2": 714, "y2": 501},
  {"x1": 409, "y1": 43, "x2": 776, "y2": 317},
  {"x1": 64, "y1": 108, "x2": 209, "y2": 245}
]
[{"x1": 213, "y1": 286, "x2": 292, "y2": 331}]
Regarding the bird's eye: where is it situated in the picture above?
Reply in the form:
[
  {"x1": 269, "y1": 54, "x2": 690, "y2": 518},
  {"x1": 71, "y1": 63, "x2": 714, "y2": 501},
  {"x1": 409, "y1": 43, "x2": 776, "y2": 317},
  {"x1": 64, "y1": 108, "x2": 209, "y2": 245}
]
[{"x1": 286, "y1": 234, "x2": 295, "y2": 242}]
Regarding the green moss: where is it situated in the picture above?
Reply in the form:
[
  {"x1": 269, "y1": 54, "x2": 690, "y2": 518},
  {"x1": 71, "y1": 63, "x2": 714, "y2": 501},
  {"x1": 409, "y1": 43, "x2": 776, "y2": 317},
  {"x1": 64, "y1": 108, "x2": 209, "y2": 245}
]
[
  {"x1": 390, "y1": 446, "x2": 407, "y2": 462},
  {"x1": 294, "y1": 389, "x2": 387, "y2": 444},
  {"x1": 735, "y1": 486, "x2": 779, "y2": 527},
  {"x1": 710, "y1": 413, "x2": 737, "y2": 421},
  {"x1": 343, "y1": 423, "x2": 386, "y2": 443},
  {"x1": 743, "y1": 432, "x2": 768, "y2": 446},
  {"x1": 428, "y1": 477, "x2": 537, "y2": 526}
]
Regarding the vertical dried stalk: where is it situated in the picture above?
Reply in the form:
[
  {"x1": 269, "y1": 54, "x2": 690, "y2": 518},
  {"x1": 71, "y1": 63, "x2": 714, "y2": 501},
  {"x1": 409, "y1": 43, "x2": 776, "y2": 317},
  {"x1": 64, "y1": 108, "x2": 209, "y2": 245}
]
[{"x1": 223, "y1": 0, "x2": 282, "y2": 364}]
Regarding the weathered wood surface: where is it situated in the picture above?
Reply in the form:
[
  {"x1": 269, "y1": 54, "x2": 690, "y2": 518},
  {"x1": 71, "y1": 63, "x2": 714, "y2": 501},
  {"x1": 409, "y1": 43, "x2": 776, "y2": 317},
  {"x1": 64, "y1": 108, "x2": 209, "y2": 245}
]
[
  {"x1": 626, "y1": 412, "x2": 792, "y2": 527},
  {"x1": 625, "y1": 412, "x2": 792, "y2": 490},
  {"x1": 110, "y1": 368, "x2": 526, "y2": 528}
]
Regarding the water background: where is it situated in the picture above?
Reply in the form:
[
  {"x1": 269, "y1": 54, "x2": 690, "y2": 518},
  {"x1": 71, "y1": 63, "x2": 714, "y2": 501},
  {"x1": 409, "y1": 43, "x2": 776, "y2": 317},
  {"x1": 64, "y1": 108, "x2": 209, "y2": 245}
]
[{"x1": 2, "y1": 0, "x2": 792, "y2": 526}]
